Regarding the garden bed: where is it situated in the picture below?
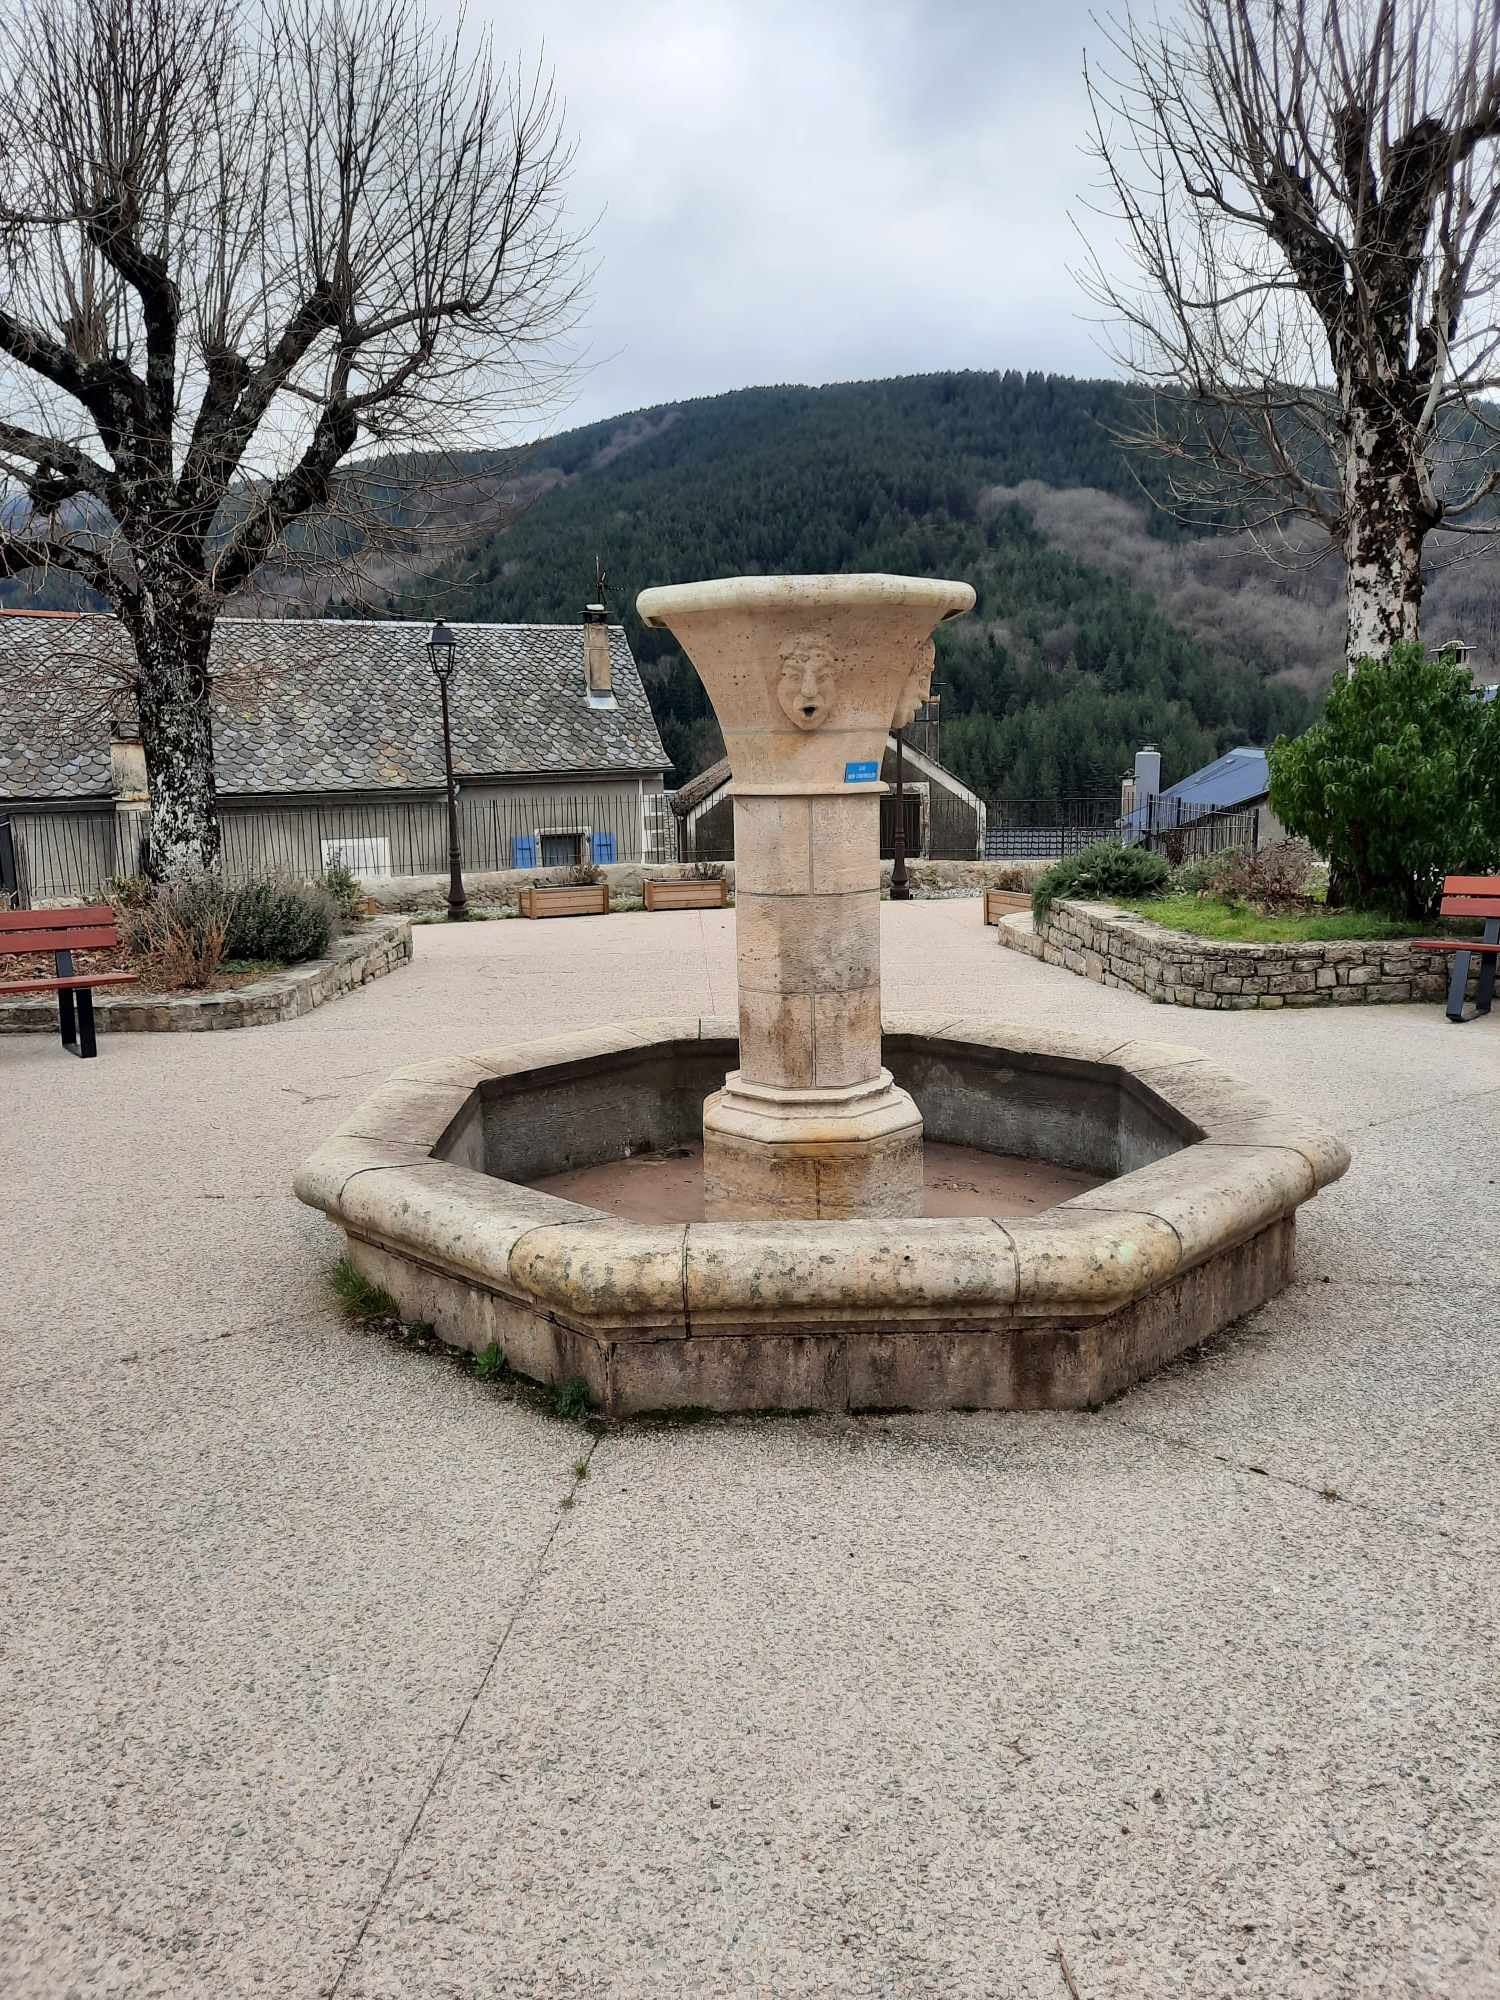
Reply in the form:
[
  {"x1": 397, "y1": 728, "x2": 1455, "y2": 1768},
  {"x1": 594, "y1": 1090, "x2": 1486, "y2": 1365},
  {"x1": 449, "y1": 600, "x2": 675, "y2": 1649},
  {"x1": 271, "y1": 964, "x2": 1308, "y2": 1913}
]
[
  {"x1": 0, "y1": 915, "x2": 412, "y2": 1034},
  {"x1": 998, "y1": 897, "x2": 1474, "y2": 1010}
]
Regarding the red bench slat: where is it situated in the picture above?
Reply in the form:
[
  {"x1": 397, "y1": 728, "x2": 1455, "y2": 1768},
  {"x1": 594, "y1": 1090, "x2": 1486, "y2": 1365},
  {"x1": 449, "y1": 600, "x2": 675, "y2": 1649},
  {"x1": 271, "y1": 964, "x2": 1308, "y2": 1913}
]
[
  {"x1": 1439, "y1": 894, "x2": 1500, "y2": 919},
  {"x1": 0, "y1": 903, "x2": 122, "y2": 955},
  {"x1": 1411, "y1": 939, "x2": 1500, "y2": 954},
  {"x1": 0, "y1": 972, "x2": 139, "y2": 996},
  {"x1": 0, "y1": 927, "x2": 121, "y2": 954},
  {"x1": 1440, "y1": 876, "x2": 1500, "y2": 894},
  {"x1": 0, "y1": 902, "x2": 115, "y2": 931}
]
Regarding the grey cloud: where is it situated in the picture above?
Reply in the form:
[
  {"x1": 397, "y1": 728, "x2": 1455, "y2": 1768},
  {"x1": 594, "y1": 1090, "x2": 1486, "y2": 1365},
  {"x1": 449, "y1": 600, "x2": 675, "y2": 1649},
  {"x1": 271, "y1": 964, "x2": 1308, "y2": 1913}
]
[{"x1": 463, "y1": 0, "x2": 1132, "y2": 430}]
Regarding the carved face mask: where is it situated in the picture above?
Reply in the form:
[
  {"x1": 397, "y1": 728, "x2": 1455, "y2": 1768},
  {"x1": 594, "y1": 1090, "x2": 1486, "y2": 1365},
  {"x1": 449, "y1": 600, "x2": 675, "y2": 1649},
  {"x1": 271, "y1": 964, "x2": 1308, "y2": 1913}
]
[
  {"x1": 776, "y1": 646, "x2": 834, "y2": 731},
  {"x1": 891, "y1": 639, "x2": 935, "y2": 732}
]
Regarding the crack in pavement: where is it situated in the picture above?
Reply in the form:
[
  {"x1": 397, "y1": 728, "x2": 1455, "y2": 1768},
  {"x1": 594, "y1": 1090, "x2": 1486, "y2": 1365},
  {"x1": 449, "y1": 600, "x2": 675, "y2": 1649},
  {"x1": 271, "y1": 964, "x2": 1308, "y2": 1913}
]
[
  {"x1": 3, "y1": 1306, "x2": 334, "y2": 1395},
  {"x1": 326, "y1": 1433, "x2": 604, "y2": 1998},
  {"x1": 1102, "y1": 1411, "x2": 1466, "y2": 1549}
]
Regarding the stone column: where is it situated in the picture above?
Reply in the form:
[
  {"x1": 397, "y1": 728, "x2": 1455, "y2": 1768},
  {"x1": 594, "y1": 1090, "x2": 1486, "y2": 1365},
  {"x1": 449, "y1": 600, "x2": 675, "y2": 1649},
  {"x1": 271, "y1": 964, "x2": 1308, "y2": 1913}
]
[{"x1": 636, "y1": 574, "x2": 975, "y2": 1220}]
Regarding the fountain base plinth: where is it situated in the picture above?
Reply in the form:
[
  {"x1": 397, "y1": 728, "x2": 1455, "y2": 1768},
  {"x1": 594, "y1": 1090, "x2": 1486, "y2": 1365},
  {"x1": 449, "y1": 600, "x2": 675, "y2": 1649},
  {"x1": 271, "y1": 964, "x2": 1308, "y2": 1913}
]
[{"x1": 702, "y1": 1068, "x2": 922, "y2": 1219}]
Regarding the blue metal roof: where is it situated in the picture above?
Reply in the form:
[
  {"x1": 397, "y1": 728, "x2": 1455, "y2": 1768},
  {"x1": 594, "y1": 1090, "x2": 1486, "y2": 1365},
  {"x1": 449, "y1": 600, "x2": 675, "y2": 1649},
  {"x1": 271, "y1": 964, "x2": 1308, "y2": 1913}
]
[
  {"x1": 1119, "y1": 745, "x2": 1268, "y2": 835},
  {"x1": 1161, "y1": 746, "x2": 1269, "y2": 810}
]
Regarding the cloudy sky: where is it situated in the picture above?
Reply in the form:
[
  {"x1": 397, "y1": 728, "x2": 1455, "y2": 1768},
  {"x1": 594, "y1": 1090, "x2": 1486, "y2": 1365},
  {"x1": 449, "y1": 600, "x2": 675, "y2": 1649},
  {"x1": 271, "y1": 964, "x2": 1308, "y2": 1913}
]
[{"x1": 461, "y1": 0, "x2": 1127, "y2": 434}]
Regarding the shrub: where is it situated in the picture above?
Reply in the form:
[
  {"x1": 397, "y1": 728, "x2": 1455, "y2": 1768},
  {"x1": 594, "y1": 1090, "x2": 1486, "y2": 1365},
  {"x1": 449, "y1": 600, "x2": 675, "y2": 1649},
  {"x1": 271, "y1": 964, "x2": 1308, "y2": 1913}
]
[
  {"x1": 119, "y1": 873, "x2": 235, "y2": 988},
  {"x1": 569, "y1": 859, "x2": 603, "y2": 886},
  {"x1": 1169, "y1": 856, "x2": 1222, "y2": 897},
  {"x1": 320, "y1": 858, "x2": 364, "y2": 924},
  {"x1": 691, "y1": 859, "x2": 725, "y2": 881},
  {"x1": 224, "y1": 876, "x2": 334, "y2": 962},
  {"x1": 1209, "y1": 839, "x2": 1316, "y2": 912},
  {"x1": 1032, "y1": 841, "x2": 1169, "y2": 925},
  {"x1": 1269, "y1": 643, "x2": 1500, "y2": 918},
  {"x1": 116, "y1": 871, "x2": 334, "y2": 984}
]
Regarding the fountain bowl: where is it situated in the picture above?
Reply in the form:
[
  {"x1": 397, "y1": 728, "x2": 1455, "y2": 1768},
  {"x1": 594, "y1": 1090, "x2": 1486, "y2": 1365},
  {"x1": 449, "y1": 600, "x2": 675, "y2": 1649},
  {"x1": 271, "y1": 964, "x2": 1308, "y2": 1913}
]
[{"x1": 294, "y1": 1014, "x2": 1347, "y2": 1417}]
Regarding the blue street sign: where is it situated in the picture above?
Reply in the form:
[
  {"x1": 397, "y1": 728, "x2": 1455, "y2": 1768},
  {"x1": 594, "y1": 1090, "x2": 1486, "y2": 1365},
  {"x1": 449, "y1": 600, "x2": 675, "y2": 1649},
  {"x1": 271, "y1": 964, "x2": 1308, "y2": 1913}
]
[{"x1": 843, "y1": 760, "x2": 880, "y2": 783}]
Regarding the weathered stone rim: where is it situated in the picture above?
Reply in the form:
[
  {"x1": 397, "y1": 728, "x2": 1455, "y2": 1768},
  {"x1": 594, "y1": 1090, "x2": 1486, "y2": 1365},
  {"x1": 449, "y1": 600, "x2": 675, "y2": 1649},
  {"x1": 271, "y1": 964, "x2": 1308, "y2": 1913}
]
[
  {"x1": 294, "y1": 1012, "x2": 1349, "y2": 1342},
  {"x1": 637, "y1": 573, "x2": 977, "y2": 627}
]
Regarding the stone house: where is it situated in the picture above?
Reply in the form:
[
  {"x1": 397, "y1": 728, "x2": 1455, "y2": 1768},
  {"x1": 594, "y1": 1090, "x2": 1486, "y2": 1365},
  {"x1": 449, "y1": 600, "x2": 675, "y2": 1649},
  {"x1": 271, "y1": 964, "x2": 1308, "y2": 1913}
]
[{"x1": 0, "y1": 607, "x2": 670, "y2": 900}]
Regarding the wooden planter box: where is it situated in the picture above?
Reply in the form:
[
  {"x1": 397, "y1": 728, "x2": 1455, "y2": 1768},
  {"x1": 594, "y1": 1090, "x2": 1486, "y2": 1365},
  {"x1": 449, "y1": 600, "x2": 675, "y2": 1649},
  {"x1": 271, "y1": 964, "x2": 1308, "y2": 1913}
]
[
  {"x1": 644, "y1": 877, "x2": 729, "y2": 912},
  {"x1": 518, "y1": 883, "x2": 611, "y2": 920},
  {"x1": 984, "y1": 888, "x2": 1032, "y2": 925}
]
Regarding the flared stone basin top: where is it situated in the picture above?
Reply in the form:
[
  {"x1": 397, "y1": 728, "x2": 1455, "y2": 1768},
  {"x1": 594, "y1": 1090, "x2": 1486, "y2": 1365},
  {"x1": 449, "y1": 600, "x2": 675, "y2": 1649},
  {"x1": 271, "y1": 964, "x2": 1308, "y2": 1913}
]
[
  {"x1": 295, "y1": 1016, "x2": 1350, "y2": 1417},
  {"x1": 636, "y1": 574, "x2": 975, "y2": 797}
]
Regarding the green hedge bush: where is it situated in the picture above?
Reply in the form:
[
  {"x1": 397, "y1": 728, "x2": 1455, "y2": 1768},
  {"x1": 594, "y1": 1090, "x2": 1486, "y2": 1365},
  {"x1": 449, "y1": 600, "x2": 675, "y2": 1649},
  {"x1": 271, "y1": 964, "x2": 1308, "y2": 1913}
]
[
  {"x1": 1269, "y1": 643, "x2": 1500, "y2": 918},
  {"x1": 225, "y1": 877, "x2": 335, "y2": 963},
  {"x1": 1032, "y1": 841, "x2": 1170, "y2": 925}
]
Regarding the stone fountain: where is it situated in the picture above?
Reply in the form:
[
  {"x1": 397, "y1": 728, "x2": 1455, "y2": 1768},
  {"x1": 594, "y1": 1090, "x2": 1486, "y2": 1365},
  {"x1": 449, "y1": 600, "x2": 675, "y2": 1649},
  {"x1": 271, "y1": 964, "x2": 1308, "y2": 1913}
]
[
  {"x1": 295, "y1": 573, "x2": 1348, "y2": 1416},
  {"x1": 636, "y1": 575, "x2": 970, "y2": 1220}
]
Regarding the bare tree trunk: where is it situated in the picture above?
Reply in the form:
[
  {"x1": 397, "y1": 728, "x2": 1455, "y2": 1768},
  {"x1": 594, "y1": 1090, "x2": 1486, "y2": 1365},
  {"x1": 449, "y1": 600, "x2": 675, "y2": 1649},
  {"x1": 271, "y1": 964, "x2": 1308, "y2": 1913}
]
[
  {"x1": 1342, "y1": 386, "x2": 1426, "y2": 671},
  {"x1": 130, "y1": 603, "x2": 222, "y2": 877}
]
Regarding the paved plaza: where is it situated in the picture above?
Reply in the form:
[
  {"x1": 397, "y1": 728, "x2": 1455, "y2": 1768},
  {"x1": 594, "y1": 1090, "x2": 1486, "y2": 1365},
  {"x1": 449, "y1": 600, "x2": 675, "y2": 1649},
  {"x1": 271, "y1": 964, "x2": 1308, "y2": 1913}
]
[{"x1": 4, "y1": 899, "x2": 1498, "y2": 1999}]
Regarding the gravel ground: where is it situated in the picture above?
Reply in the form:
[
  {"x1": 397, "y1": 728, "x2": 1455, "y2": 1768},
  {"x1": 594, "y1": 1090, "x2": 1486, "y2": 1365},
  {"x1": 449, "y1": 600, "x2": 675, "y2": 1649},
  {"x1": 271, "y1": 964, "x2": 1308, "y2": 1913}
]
[{"x1": 3, "y1": 898, "x2": 1497, "y2": 2000}]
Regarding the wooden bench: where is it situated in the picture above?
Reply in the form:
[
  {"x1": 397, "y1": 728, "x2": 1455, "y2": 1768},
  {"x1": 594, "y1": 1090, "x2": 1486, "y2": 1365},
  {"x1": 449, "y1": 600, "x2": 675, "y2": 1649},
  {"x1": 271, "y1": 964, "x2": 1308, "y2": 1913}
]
[
  {"x1": 0, "y1": 904, "x2": 138, "y2": 1057},
  {"x1": 1412, "y1": 875, "x2": 1500, "y2": 1023}
]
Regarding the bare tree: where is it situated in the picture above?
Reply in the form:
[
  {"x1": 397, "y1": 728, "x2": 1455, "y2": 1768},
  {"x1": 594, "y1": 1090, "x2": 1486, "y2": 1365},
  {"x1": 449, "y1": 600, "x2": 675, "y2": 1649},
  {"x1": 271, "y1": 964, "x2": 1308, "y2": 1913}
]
[
  {"x1": 0, "y1": 0, "x2": 586, "y2": 873},
  {"x1": 1078, "y1": 0, "x2": 1500, "y2": 672}
]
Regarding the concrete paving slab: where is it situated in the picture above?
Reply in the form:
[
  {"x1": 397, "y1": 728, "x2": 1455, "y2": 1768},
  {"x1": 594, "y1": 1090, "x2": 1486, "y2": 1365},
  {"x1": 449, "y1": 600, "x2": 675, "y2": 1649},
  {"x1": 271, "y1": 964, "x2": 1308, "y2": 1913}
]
[
  {"x1": 1, "y1": 1319, "x2": 583, "y2": 1999},
  {"x1": 4, "y1": 901, "x2": 1499, "y2": 1998},
  {"x1": 1104, "y1": 1273, "x2": 1500, "y2": 1538},
  {"x1": 334, "y1": 1416, "x2": 1498, "y2": 2000}
]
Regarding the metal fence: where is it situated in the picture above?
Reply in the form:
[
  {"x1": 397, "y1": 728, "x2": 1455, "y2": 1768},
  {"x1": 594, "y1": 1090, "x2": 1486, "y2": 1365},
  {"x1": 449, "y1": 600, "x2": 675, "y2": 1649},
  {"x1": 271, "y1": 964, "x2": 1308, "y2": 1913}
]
[
  {"x1": 1, "y1": 785, "x2": 685, "y2": 907},
  {"x1": 982, "y1": 796, "x2": 1121, "y2": 860},
  {"x1": 1138, "y1": 795, "x2": 1263, "y2": 863}
]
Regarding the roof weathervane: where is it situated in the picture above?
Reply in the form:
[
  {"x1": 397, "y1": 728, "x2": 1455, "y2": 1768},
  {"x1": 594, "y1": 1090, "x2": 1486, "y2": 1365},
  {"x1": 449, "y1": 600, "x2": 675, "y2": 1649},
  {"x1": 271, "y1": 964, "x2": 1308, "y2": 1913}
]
[{"x1": 593, "y1": 554, "x2": 607, "y2": 612}]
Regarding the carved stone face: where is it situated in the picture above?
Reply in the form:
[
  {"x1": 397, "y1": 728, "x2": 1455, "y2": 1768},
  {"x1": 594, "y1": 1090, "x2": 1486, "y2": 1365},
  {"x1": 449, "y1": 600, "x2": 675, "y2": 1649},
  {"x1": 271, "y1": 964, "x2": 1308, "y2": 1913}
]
[
  {"x1": 775, "y1": 644, "x2": 835, "y2": 731},
  {"x1": 891, "y1": 638, "x2": 935, "y2": 732}
]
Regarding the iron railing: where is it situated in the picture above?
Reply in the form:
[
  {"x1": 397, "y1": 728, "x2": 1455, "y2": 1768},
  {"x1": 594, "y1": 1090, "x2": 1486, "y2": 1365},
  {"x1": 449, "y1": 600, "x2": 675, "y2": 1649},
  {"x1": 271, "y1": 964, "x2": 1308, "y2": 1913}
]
[
  {"x1": 982, "y1": 796, "x2": 1121, "y2": 860},
  {"x1": 1137, "y1": 795, "x2": 1262, "y2": 862}
]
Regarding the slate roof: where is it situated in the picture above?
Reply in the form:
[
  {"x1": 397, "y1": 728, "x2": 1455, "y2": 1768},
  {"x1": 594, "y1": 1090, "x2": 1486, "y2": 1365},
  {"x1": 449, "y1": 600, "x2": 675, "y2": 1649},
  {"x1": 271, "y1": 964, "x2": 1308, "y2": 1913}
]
[{"x1": 0, "y1": 612, "x2": 667, "y2": 800}]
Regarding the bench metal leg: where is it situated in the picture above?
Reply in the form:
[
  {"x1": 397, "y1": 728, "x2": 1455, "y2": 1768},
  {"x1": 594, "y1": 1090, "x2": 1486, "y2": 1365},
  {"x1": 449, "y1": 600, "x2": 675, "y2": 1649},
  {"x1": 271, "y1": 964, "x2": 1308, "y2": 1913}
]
[
  {"x1": 1446, "y1": 950, "x2": 1471, "y2": 1022},
  {"x1": 57, "y1": 984, "x2": 77, "y2": 1048},
  {"x1": 74, "y1": 985, "x2": 97, "y2": 1059}
]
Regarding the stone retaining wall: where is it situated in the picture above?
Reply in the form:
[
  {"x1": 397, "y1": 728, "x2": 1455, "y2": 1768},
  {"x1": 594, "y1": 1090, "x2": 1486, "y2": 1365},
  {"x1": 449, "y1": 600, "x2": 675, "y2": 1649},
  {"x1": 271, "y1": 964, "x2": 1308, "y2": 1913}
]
[
  {"x1": 0, "y1": 915, "x2": 412, "y2": 1035},
  {"x1": 998, "y1": 898, "x2": 1469, "y2": 1010}
]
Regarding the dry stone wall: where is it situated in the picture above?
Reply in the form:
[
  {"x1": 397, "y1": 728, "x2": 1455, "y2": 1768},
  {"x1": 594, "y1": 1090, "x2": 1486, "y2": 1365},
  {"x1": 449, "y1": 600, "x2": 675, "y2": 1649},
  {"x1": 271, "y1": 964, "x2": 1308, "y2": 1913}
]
[{"x1": 1001, "y1": 899, "x2": 1468, "y2": 1010}]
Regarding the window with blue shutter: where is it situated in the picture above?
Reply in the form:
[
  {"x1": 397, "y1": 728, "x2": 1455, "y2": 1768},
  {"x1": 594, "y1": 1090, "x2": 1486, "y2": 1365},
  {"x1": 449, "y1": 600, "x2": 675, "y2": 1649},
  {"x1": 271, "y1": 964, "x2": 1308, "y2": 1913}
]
[
  {"x1": 511, "y1": 834, "x2": 538, "y2": 868},
  {"x1": 591, "y1": 831, "x2": 617, "y2": 864}
]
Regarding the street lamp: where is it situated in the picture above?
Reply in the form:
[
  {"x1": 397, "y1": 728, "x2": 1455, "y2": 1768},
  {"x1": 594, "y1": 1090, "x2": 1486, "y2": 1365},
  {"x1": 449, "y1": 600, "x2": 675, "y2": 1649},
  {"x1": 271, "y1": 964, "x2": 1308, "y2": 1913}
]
[
  {"x1": 427, "y1": 620, "x2": 468, "y2": 921},
  {"x1": 889, "y1": 721, "x2": 912, "y2": 901}
]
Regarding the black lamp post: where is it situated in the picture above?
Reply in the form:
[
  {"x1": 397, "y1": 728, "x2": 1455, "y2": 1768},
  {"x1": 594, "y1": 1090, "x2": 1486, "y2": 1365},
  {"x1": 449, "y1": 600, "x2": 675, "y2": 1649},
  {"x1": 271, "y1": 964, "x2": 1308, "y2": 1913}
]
[
  {"x1": 889, "y1": 725, "x2": 911, "y2": 901},
  {"x1": 427, "y1": 620, "x2": 468, "y2": 921}
]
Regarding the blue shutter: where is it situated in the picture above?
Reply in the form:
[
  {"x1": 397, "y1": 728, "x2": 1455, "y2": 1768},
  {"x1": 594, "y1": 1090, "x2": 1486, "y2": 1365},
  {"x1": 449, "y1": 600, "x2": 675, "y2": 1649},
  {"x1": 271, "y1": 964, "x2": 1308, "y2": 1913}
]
[
  {"x1": 511, "y1": 835, "x2": 538, "y2": 868},
  {"x1": 591, "y1": 831, "x2": 617, "y2": 864}
]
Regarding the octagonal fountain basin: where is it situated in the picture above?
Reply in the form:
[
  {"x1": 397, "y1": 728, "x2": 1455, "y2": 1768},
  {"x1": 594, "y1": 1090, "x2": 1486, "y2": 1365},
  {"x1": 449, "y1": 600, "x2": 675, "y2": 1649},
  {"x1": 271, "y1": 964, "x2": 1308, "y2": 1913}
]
[{"x1": 294, "y1": 1014, "x2": 1348, "y2": 1418}]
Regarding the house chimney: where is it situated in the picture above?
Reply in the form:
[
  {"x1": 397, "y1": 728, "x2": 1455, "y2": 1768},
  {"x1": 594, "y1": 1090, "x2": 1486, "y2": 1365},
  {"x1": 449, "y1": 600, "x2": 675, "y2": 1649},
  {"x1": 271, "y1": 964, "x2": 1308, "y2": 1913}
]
[
  {"x1": 1133, "y1": 745, "x2": 1161, "y2": 806},
  {"x1": 583, "y1": 603, "x2": 614, "y2": 705}
]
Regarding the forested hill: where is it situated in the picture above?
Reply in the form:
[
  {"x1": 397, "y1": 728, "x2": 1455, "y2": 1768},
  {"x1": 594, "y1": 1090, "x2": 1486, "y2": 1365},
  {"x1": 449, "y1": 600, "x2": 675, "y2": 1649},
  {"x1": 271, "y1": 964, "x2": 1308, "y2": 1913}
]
[{"x1": 387, "y1": 372, "x2": 1321, "y2": 794}]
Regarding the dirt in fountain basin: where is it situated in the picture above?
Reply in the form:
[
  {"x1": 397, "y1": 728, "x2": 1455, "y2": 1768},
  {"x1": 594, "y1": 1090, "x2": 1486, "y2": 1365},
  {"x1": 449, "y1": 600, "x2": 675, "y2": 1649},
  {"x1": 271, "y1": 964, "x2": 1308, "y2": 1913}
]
[{"x1": 527, "y1": 1141, "x2": 1105, "y2": 1223}]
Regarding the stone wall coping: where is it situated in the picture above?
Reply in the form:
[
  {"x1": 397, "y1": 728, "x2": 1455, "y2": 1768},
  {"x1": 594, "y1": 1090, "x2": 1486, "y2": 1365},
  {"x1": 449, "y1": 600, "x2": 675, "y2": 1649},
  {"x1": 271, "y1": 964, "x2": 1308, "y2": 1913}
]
[
  {"x1": 294, "y1": 1016, "x2": 1349, "y2": 1338},
  {"x1": 0, "y1": 915, "x2": 412, "y2": 1035}
]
